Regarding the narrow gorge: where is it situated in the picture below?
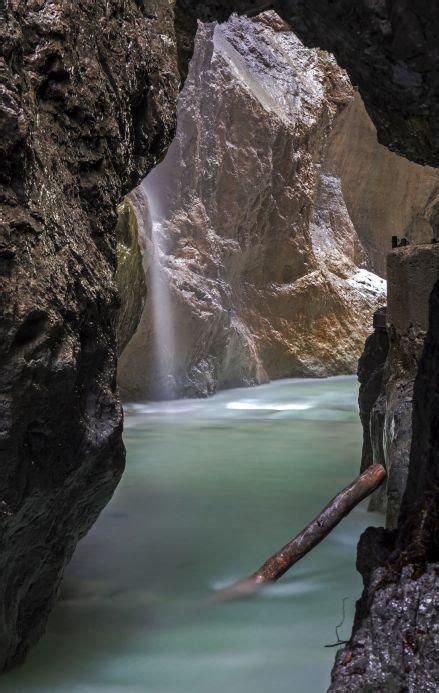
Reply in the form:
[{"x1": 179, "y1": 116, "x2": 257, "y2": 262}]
[
  {"x1": 1, "y1": 1, "x2": 438, "y2": 691},
  {"x1": 118, "y1": 13, "x2": 388, "y2": 400}
]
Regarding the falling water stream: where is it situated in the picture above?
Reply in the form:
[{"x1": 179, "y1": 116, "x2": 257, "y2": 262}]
[
  {"x1": 4, "y1": 375, "x2": 382, "y2": 692},
  {"x1": 149, "y1": 219, "x2": 176, "y2": 399},
  {"x1": 144, "y1": 180, "x2": 176, "y2": 400}
]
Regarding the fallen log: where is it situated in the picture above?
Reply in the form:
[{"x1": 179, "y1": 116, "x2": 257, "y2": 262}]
[{"x1": 214, "y1": 463, "x2": 386, "y2": 602}]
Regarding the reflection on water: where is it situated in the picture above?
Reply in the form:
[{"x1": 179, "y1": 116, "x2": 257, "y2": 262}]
[{"x1": 4, "y1": 376, "x2": 382, "y2": 692}]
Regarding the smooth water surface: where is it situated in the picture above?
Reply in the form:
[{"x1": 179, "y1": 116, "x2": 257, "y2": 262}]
[{"x1": 4, "y1": 376, "x2": 382, "y2": 692}]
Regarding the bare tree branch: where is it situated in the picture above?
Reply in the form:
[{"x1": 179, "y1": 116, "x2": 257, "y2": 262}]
[{"x1": 214, "y1": 464, "x2": 386, "y2": 602}]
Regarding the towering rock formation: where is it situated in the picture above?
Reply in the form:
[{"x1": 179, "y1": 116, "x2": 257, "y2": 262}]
[
  {"x1": 118, "y1": 12, "x2": 386, "y2": 400},
  {"x1": 383, "y1": 245, "x2": 439, "y2": 528}
]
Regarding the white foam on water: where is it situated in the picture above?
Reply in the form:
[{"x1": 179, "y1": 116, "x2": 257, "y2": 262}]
[
  {"x1": 262, "y1": 580, "x2": 322, "y2": 598},
  {"x1": 226, "y1": 401, "x2": 312, "y2": 411},
  {"x1": 211, "y1": 577, "x2": 322, "y2": 598}
]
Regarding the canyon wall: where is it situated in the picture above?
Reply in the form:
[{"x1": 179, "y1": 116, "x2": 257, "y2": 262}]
[
  {"x1": 331, "y1": 269, "x2": 439, "y2": 691},
  {"x1": 2, "y1": 0, "x2": 439, "y2": 680},
  {"x1": 0, "y1": 0, "x2": 179, "y2": 670},
  {"x1": 324, "y1": 94, "x2": 439, "y2": 277},
  {"x1": 356, "y1": 245, "x2": 439, "y2": 526},
  {"x1": 118, "y1": 12, "x2": 386, "y2": 400},
  {"x1": 383, "y1": 245, "x2": 439, "y2": 528}
]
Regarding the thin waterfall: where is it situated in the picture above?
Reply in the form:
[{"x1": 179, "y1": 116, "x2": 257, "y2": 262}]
[{"x1": 142, "y1": 180, "x2": 176, "y2": 400}]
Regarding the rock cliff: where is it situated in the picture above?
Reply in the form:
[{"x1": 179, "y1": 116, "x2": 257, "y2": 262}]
[
  {"x1": 330, "y1": 273, "x2": 439, "y2": 691},
  {"x1": 324, "y1": 93, "x2": 439, "y2": 277},
  {"x1": 118, "y1": 12, "x2": 386, "y2": 400},
  {"x1": 383, "y1": 245, "x2": 439, "y2": 528},
  {"x1": 0, "y1": 0, "x2": 179, "y2": 670},
  {"x1": 176, "y1": 0, "x2": 439, "y2": 167},
  {"x1": 356, "y1": 245, "x2": 439, "y2": 526}
]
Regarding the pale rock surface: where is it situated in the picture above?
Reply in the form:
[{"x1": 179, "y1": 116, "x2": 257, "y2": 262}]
[
  {"x1": 118, "y1": 12, "x2": 386, "y2": 399},
  {"x1": 324, "y1": 93, "x2": 439, "y2": 277}
]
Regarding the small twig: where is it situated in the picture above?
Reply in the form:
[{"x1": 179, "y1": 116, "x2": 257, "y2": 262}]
[{"x1": 325, "y1": 597, "x2": 349, "y2": 647}]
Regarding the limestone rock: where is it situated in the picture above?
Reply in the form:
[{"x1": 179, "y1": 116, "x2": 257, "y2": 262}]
[
  {"x1": 118, "y1": 13, "x2": 386, "y2": 400},
  {"x1": 324, "y1": 93, "x2": 439, "y2": 277},
  {"x1": 177, "y1": 0, "x2": 439, "y2": 167},
  {"x1": 355, "y1": 245, "x2": 439, "y2": 524}
]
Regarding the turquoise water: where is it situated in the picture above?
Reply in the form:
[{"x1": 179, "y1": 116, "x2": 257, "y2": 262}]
[{"x1": 4, "y1": 376, "x2": 381, "y2": 692}]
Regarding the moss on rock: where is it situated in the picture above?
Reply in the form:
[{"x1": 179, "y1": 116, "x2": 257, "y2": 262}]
[{"x1": 116, "y1": 198, "x2": 147, "y2": 355}]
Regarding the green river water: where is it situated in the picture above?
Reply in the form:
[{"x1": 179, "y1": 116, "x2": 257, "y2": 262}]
[{"x1": 4, "y1": 376, "x2": 382, "y2": 692}]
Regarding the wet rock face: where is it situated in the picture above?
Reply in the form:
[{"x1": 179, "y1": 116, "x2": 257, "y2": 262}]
[
  {"x1": 324, "y1": 93, "x2": 439, "y2": 278},
  {"x1": 0, "y1": 0, "x2": 179, "y2": 670},
  {"x1": 116, "y1": 198, "x2": 147, "y2": 355},
  {"x1": 118, "y1": 12, "x2": 386, "y2": 400},
  {"x1": 330, "y1": 563, "x2": 439, "y2": 692},
  {"x1": 384, "y1": 245, "x2": 439, "y2": 529},
  {"x1": 399, "y1": 280, "x2": 439, "y2": 564},
  {"x1": 355, "y1": 246, "x2": 439, "y2": 525}
]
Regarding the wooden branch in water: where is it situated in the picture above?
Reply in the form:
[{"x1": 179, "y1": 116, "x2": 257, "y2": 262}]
[{"x1": 214, "y1": 463, "x2": 386, "y2": 602}]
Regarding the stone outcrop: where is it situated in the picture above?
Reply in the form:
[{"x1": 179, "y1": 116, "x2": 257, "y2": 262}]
[
  {"x1": 324, "y1": 93, "x2": 439, "y2": 277},
  {"x1": 0, "y1": 0, "x2": 179, "y2": 671},
  {"x1": 331, "y1": 559, "x2": 439, "y2": 691},
  {"x1": 118, "y1": 12, "x2": 386, "y2": 400},
  {"x1": 357, "y1": 244, "x2": 439, "y2": 526},
  {"x1": 383, "y1": 245, "x2": 439, "y2": 528}
]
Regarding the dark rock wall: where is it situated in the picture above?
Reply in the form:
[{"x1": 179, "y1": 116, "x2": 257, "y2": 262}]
[
  {"x1": 0, "y1": 0, "x2": 179, "y2": 670},
  {"x1": 330, "y1": 279, "x2": 439, "y2": 692},
  {"x1": 353, "y1": 245, "x2": 439, "y2": 525},
  {"x1": 383, "y1": 245, "x2": 439, "y2": 528},
  {"x1": 399, "y1": 280, "x2": 439, "y2": 564},
  {"x1": 330, "y1": 560, "x2": 439, "y2": 691},
  {"x1": 357, "y1": 307, "x2": 389, "y2": 474}
]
